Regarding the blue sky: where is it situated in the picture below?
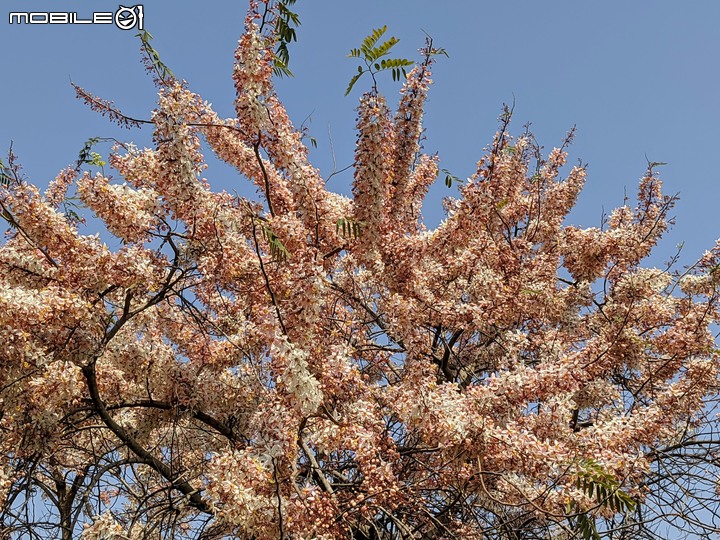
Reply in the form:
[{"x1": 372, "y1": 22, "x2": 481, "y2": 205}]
[{"x1": 1, "y1": 1, "x2": 719, "y2": 268}]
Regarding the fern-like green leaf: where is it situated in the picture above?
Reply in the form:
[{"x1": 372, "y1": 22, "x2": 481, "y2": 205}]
[
  {"x1": 336, "y1": 217, "x2": 363, "y2": 239},
  {"x1": 273, "y1": 59, "x2": 293, "y2": 78},
  {"x1": 361, "y1": 26, "x2": 387, "y2": 53},
  {"x1": 260, "y1": 224, "x2": 290, "y2": 262},
  {"x1": 345, "y1": 26, "x2": 416, "y2": 95},
  {"x1": 0, "y1": 160, "x2": 13, "y2": 188},
  {"x1": 366, "y1": 36, "x2": 399, "y2": 62},
  {"x1": 136, "y1": 30, "x2": 176, "y2": 83},
  {"x1": 442, "y1": 168, "x2": 463, "y2": 188},
  {"x1": 271, "y1": 0, "x2": 301, "y2": 78},
  {"x1": 577, "y1": 513, "x2": 599, "y2": 540},
  {"x1": 569, "y1": 458, "x2": 638, "y2": 539},
  {"x1": 345, "y1": 72, "x2": 364, "y2": 97},
  {"x1": 380, "y1": 58, "x2": 413, "y2": 70}
]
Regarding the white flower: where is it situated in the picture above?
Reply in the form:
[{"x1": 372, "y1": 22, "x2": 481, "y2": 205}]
[{"x1": 272, "y1": 335, "x2": 323, "y2": 416}]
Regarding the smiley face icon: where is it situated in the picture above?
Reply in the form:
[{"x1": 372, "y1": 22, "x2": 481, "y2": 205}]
[{"x1": 115, "y1": 5, "x2": 143, "y2": 30}]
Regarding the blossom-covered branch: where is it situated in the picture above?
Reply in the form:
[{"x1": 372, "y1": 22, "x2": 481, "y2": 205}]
[{"x1": 1, "y1": 1, "x2": 719, "y2": 539}]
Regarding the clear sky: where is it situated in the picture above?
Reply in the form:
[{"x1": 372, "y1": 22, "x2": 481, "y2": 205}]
[{"x1": 1, "y1": 1, "x2": 719, "y2": 269}]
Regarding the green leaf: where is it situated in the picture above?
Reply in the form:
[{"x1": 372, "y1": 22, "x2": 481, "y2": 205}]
[
  {"x1": 273, "y1": 60, "x2": 294, "y2": 78},
  {"x1": 599, "y1": 485, "x2": 608, "y2": 503},
  {"x1": 645, "y1": 153, "x2": 668, "y2": 171},
  {"x1": 575, "y1": 458, "x2": 638, "y2": 513},
  {"x1": 366, "y1": 36, "x2": 399, "y2": 62},
  {"x1": 0, "y1": 160, "x2": 12, "y2": 188},
  {"x1": 380, "y1": 58, "x2": 413, "y2": 70},
  {"x1": 260, "y1": 224, "x2": 290, "y2": 262},
  {"x1": 345, "y1": 72, "x2": 364, "y2": 96},
  {"x1": 431, "y1": 47, "x2": 449, "y2": 58},
  {"x1": 441, "y1": 168, "x2": 463, "y2": 188},
  {"x1": 361, "y1": 26, "x2": 387, "y2": 53},
  {"x1": 136, "y1": 29, "x2": 175, "y2": 83},
  {"x1": 272, "y1": 0, "x2": 302, "y2": 79},
  {"x1": 89, "y1": 152, "x2": 106, "y2": 168},
  {"x1": 336, "y1": 217, "x2": 363, "y2": 239},
  {"x1": 568, "y1": 458, "x2": 638, "y2": 540},
  {"x1": 345, "y1": 27, "x2": 415, "y2": 95}
]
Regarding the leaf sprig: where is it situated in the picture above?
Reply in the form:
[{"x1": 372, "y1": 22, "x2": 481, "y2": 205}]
[
  {"x1": 567, "y1": 459, "x2": 638, "y2": 540},
  {"x1": 345, "y1": 26, "x2": 414, "y2": 96},
  {"x1": 273, "y1": 0, "x2": 301, "y2": 78},
  {"x1": 259, "y1": 223, "x2": 290, "y2": 262},
  {"x1": 0, "y1": 158, "x2": 14, "y2": 189},
  {"x1": 0, "y1": 145, "x2": 23, "y2": 189},
  {"x1": 441, "y1": 168, "x2": 464, "y2": 189},
  {"x1": 136, "y1": 30, "x2": 175, "y2": 86},
  {"x1": 336, "y1": 217, "x2": 363, "y2": 239}
]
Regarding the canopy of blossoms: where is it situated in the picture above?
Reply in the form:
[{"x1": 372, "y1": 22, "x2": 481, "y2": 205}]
[{"x1": 1, "y1": 2, "x2": 719, "y2": 539}]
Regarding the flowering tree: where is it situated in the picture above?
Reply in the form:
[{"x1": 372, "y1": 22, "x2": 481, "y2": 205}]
[{"x1": 1, "y1": 2, "x2": 720, "y2": 539}]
